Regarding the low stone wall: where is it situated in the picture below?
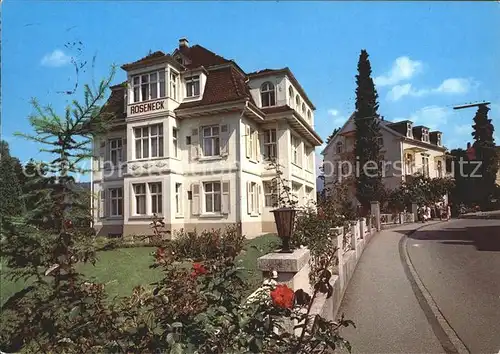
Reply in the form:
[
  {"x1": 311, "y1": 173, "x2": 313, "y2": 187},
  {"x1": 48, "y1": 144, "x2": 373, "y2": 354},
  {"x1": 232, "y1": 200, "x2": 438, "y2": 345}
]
[{"x1": 256, "y1": 217, "x2": 378, "y2": 330}]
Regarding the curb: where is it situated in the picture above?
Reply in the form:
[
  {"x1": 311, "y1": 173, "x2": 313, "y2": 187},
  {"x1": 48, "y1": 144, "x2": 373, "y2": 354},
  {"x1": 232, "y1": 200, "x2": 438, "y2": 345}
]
[{"x1": 399, "y1": 222, "x2": 470, "y2": 354}]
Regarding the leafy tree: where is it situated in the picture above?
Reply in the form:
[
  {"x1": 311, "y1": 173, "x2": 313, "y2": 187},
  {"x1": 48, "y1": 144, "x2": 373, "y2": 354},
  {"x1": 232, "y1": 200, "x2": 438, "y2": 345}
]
[
  {"x1": 471, "y1": 104, "x2": 498, "y2": 206},
  {"x1": 448, "y1": 148, "x2": 475, "y2": 207},
  {"x1": 353, "y1": 50, "x2": 384, "y2": 211},
  {"x1": 0, "y1": 141, "x2": 25, "y2": 217}
]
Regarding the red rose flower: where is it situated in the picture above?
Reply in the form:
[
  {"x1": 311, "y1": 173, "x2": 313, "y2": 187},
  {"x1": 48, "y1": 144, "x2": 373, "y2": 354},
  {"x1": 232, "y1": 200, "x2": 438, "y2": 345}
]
[
  {"x1": 64, "y1": 219, "x2": 73, "y2": 229},
  {"x1": 270, "y1": 284, "x2": 295, "y2": 309},
  {"x1": 191, "y1": 262, "x2": 208, "y2": 277}
]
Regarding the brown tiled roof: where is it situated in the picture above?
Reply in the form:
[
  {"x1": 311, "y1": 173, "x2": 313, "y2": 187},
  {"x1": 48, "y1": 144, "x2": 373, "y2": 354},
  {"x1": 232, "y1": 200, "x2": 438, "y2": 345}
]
[
  {"x1": 121, "y1": 51, "x2": 183, "y2": 71},
  {"x1": 101, "y1": 86, "x2": 126, "y2": 122},
  {"x1": 177, "y1": 45, "x2": 230, "y2": 69},
  {"x1": 176, "y1": 65, "x2": 250, "y2": 109},
  {"x1": 247, "y1": 67, "x2": 316, "y2": 110}
]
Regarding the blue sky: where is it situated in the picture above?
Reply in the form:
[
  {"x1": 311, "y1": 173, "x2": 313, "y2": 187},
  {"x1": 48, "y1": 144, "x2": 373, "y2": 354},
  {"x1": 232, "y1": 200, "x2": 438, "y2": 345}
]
[{"x1": 2, "y1": 1, "x2": 500, "y2": 181}]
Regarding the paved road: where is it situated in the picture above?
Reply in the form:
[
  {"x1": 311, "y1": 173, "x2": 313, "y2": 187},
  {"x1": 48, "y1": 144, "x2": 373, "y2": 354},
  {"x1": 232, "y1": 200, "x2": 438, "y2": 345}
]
[
  {"x1": 337, "y1": 222, "x2": 445, "y2": 354},
  {"x1": 407, "y1": 219, "x2": 500, "y2": 354}
]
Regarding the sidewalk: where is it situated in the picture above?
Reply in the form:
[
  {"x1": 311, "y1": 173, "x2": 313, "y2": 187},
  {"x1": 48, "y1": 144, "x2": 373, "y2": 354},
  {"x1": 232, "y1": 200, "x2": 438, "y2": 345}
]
[{"x1": 336, "y1": 221, "x2": 445, "y2": 354}]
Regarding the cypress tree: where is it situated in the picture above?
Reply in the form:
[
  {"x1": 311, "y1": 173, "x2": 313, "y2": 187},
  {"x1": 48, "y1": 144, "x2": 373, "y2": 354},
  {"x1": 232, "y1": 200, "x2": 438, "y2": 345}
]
[
  {"x1": 0, "y1": 141, "x2": 25, "y2": 217},
  {"x1": 471, "y1": 105, "x2": 498, "y2": 206},
  {"x1": 353, "y1": 50, "x2": 384, "y2": 210}
]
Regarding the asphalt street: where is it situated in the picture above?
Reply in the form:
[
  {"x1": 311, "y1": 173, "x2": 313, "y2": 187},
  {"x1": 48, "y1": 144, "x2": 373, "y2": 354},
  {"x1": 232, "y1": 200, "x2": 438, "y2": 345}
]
[{"x1": 407, "y1": 219, "x2": 500, "y2": 354}]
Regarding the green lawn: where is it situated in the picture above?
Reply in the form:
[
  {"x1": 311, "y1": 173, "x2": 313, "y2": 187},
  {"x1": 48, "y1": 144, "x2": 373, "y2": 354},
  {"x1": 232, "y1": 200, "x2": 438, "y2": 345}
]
[{"x1": 1, "y1": 233, "x2": 279, "y2": 305}]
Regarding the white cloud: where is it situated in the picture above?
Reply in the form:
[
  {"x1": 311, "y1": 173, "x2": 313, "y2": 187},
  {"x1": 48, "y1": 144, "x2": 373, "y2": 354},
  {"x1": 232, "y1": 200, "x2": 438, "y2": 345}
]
[
  {"x1": 41, "y1": 49, "x2": 71, "y2": 67},
  {"x1": 405, "y1": 106, "x2": 451, "y2": 130},
  {"x1": 375, "y1": 56, "x2": 423, "y2": 87},
  {"x1": 387, "y1": 78, "x2": 473, "y2": 101},
  {"x1": 328, "y1": 109, "x2": 339, "y2": 116},
  {"x1": 454, "y1": 124, "x2": 471, "y2": 136},
  {"x1": 434, "y1": 78, "x2": 470, "y2": 94},
  {"x1": 327, "y1": 108, "x2": 347, "y2": 126}
]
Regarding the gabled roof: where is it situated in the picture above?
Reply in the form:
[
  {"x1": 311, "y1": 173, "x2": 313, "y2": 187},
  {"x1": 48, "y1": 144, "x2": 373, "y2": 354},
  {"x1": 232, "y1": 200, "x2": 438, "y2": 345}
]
[
  {"x1": 247, "y1": 67, "x2": 316, "y2": 110},
  {"x1": 121, "y1": 51, "x2": 184, "y2": 71},
  {"x1": 176, "y1": 64, "x2": 252, "y2": 110}
]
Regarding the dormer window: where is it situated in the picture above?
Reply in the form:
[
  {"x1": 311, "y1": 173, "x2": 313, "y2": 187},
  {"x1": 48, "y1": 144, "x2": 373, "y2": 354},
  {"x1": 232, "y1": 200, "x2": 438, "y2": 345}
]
[
  {"x1": 132, "y1": 71, "x2": 166, "y2": 103},
  {"x1": 422, "y1": 129, "x2": 429, "y2": 142},
  {"x1": 261, "y1": 82, "x2": 276, "y2": 107},
  {"x1": 407, "y1": 123, "x2": 413, "y2": 138},
  {"x1": 288, "y1": 86, "x2": 294, "y2": 107},
  {"x1": 186, "y1": 76, "x2": 200, "y2": 97},
  {"x1": 336, "y1": 141, "x2": 343, "y2": 154},
  {"x1": 437, "y1": 133, "x2": 442, "y2": 146}
]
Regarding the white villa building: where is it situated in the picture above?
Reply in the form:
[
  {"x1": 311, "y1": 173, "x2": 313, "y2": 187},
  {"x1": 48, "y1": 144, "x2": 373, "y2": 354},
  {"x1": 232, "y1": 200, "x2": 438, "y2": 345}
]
[
  {"x1": 321, "y1": 114, "x2": 449, "y2": 200},
  {"x1": 92, "y1": 38, "x2": 322, "y2": 238}
]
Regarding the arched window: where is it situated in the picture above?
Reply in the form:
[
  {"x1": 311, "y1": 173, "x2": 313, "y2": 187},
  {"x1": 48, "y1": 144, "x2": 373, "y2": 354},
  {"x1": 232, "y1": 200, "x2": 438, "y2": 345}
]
[
  {"x1": 261, "y1": 82, "x2": 276, "y2": 107},
  {"x1": 302, "y1": 103, "x2": 306, "y2": 115},
  {"x1": 307, "y1": 110, "x2": 312, "y2": 121},
  {"x1": 336, "y1": 141, "x2": 343, "y2": 154},
  {"x1": 288, "y1": 86, "x2": 294, "y2": 107},
  {"x1": 295, "y1": 95, "x2": 300, "y2": 108}
]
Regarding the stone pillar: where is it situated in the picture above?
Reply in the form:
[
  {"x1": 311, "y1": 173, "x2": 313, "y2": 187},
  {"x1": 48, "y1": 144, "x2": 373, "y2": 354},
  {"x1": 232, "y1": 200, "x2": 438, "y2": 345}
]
[
  {"x1": 350, "y1": 221, "x2": 358, "y2": 250},
  {"x1": 257, "y1": 248, "x2": 311, "y2": 334},
  {"x1": 399, "y1": 212, "x2": 405, "y2": 224},
  {"x1": 332, "y1": 226, "x2": 344, "y2": 290},
  {"x1": 370, "y1": 201, "x2": 381, "y2": 231},
  {"x1": 359, "y1": 217, "x2": 366, "y2": 239},
  {"x1": 412, "y1": 203, "x2": 418, "y2": 220}
]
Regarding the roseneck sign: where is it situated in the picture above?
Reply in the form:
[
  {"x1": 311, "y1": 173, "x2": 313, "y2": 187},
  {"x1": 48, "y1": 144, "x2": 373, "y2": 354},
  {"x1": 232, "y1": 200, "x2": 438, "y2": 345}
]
[{"x1": 129, "y1": 100, "x2": 166, "y2": 115}]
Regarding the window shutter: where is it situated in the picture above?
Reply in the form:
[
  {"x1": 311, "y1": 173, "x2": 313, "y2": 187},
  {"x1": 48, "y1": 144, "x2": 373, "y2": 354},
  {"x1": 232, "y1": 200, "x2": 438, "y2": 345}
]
[
  {"x1": 220, "y1": 124, "x2": 229, "y2": 156},
  {"x1": 245, "y1": 125, "x2": 251, "y2": 158},
  {"x1": 191, "y1": 183, "x2": 200, "y2": 215},
  {"x1": 246, "y1": 182, "x2": 251, "y2": 214},
  {"x1": 258, "y1": 184, "x2": 263, "y2": 214},
  {"x1": 221, "y1": 181, "x2": 230, "y2": 214},
  {"x1": 255, "y1": 131, "x2": 261, "y2": 162},
  {"x1": 190, "y1": 128, "x2": 199, "y2": 160},
  {"x1": 99, "y1": 140, "x2": 106, "y2": 170}
]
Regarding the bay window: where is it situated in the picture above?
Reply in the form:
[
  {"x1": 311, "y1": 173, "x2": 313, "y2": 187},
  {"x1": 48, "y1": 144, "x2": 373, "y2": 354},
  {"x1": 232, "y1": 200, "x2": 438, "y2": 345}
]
[
  {"x1": 132, "y1": 71, "x2": 166, "y2": 102},
  {"x1": 134, "y1": 124, "x2": 163, "y2": 159},
  {"x1": 186, "y1": 76, "x2": 200, "y2": 97}
]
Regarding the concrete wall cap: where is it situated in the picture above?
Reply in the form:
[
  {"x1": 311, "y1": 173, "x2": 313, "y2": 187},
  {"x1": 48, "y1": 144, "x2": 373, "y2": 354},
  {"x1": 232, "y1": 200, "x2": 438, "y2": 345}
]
[{"x1": 257, "y1": 248, "x2": 310, "y2": 273}]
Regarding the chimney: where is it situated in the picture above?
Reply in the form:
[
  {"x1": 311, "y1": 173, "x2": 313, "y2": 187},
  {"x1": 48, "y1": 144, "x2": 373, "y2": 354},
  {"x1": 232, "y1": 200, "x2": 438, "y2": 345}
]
[
  {"x1": 467, "y1": 142, "x2": 471, "y2": 149},
  {"x1": 179, "y1": 38, "x2": 189, "y2": 48}
]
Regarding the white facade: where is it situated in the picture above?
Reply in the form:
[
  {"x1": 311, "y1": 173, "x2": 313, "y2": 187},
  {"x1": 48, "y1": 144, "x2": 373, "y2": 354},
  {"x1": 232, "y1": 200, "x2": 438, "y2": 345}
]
[
  {"x1": 92, "y1": 40, "x2": 322, "y2": 238},
  {"x1": 321, "y1": 115, "x2": 449, "y2": 196}
]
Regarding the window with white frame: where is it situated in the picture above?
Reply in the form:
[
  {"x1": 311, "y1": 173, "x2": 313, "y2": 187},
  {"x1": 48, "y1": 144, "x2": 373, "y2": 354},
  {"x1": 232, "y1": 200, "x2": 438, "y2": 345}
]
[
  {"x1": 202, "y1": 125, "x2": 220, "y2": 157},
  {"x1": 292, "y1": 135, "x2": 300, "y2": 165},
  {"x1": 263, "y1": 129, "x2": 277, "y2": 160},
  {"x1": 173, "y1": 128, "x2": 179, "y2": 158},
  {"x1": 132, "y1": 71, "x2": 166, "y2": 103},
  {"x1": 204, "y1": 182, "x2": 221, "y2": 213},
  {"x1": 305, "y1": 146, "x2": 314, "y2": 171},
  {"x1": 336, "y1": 141, "x2": 343, "y2": 154},
  {"x1": 170, "y1": 72, "x2": 178, "y2": 100},
  {"x1": 437, "y1": 133, "x2": 442, "y2": 146},
  {"x1": 407, "y1": 123, "x2": 413, "y2": 138},
  {"x1": 263, "y1": 181, "x2": 277, "y2": 207},
  {"x1": 109, "y1": 138, "x2": 123, "y2": 165},
  {"x1": 185, "y1": 76, "x2": 200, "y2": 97},
  {"x1": 437, "y1": 160, "x2": 443, "y2": 178},
  {"x1": 109, "y1": 188, "x2": 123, "y2": 216},
  {"x1": 406, "y1": 154, "x2": 414, "y2": 174},
  {"x1": 249, "y1": 182, "x2": 257, "y2": 214},
  {"x1": 150, "y1": 182, "x2": 162, "y2": 214},
  {"x1": 422, "y1": 129, "x2": 429, "y2": 142},
  {"x1": 422, "y1": 155, "x2": 430, "y2": 177},
  {"x1": 260, "y1": 82, "x2": 276, "y2": 107},
  {"x1": 175, "y1": 183, "x2": 182, "y2": 215},
  {"x1": 288, "y1": 86, "x2": 294, "y2": 107},
  {"x1": 134, "y1": 124, "x2": 163, "y2": 159},
  {"x1": 307, "y1": 110, "x2": 311, "y2": 122},
  {"x1": 134, "y1": 184, "x2": 146, "y2": 215}
]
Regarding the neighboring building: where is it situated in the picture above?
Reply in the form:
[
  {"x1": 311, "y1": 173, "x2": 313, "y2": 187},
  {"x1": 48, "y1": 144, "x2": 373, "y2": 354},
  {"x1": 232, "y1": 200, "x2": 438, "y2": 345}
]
[
  {"x1": 92, "y1": 38, "x2": 322, "y2": 238},
  {"x1": 496, "y1": 146, "x2": 500, "y2": 186},
  {"x1": 321, "y1": 115, "x2": 449, "y2": 200}
]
